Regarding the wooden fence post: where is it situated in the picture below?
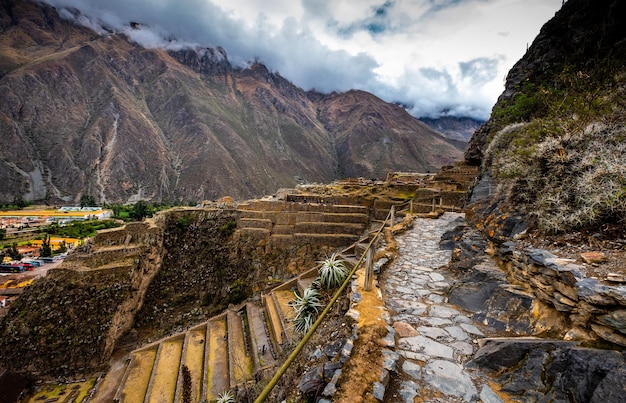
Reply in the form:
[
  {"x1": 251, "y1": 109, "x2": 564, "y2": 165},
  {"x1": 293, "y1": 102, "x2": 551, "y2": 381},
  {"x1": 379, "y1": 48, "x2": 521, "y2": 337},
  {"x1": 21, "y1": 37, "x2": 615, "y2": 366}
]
[{"x1": 363, "y1": 246, "x2": 374, "y2": 291}]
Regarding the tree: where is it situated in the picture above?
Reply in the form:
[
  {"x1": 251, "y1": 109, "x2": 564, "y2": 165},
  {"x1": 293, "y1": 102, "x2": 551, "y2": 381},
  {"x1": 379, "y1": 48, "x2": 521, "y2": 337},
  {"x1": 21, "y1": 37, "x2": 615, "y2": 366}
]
[
  {"x1": 130, "y1": 200, "x2": 152, "y2": 221},
  {"x1": 57, "y1": 241, "x2": 68, "y2": 254},
  {"x1": 0, "y1": 228, "x2": 5, "y2": 241},
  {"x1": 40, "y1": 234, "x2": 53, "y2": 257},
  {"x1": 80, "y1": 193, "x2": 97, "y2": 208},
  {"x1": 12, "y1": 195, "x2": 28, "y2": 209},
  {"x1": 7, "y1": 243, "x2": 22, "y2": 260}
]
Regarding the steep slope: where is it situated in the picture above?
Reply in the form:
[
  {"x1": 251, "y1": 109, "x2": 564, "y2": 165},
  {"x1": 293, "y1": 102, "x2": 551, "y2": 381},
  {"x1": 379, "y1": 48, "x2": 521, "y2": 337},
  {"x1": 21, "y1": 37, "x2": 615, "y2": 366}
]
[
  {"x1": 317, "y1": 90, "x2": 465, "y2": 178},
  {"x1": 0, "y1": 0, "x2": 463, "y2": 205},
  {"x1": 420, "y1": 116, "x2": 483, "y2": 143},
  {"x1": 465, "y1": 0, "x2": 626, "y2": 235}
]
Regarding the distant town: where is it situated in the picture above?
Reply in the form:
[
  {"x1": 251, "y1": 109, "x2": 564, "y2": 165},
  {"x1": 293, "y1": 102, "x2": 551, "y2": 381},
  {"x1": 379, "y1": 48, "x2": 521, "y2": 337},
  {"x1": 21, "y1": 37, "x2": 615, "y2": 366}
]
[{"x1": 0, "y1": 206, "x2": 114, "y2": 314}]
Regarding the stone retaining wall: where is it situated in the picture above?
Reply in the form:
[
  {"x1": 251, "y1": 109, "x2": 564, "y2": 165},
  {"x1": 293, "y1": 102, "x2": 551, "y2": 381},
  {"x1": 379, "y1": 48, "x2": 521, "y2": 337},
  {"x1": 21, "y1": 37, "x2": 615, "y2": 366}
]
[
  {"x1": 93, "y1": 220, "x2": 162, "y2": 247},
  {"x1": 239, "y1": 200, "x2": 369, "y2": 214},
  {"x1": 495, "y1": 245, "x2": 626, "y2": 347},
  {"x1": 414, "y1": 189, "x2": 465, "y2": 207}
]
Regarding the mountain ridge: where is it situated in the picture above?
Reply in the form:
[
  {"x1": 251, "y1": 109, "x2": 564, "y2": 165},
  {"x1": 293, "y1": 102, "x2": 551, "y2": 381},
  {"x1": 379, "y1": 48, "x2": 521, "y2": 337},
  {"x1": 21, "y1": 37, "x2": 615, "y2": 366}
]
[{"x1": 0, "y1": 0, "x2": 464, "y2": 205}]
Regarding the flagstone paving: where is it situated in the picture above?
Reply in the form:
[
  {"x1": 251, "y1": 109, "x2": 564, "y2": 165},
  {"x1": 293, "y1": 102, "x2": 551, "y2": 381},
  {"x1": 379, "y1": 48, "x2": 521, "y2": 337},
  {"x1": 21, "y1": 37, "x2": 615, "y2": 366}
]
[{"x1": 380, "y1": 213, "x2": 503, "y2": 403}]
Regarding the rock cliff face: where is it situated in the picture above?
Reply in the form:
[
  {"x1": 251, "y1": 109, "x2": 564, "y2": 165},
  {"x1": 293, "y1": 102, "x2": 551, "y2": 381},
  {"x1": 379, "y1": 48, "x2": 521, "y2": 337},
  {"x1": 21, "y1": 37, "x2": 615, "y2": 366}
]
[
  {"x1": 465, "y1": 0, "x2": 626, "y2": 235},
  {"x1": 459, "y1": 1, "x2": 626, "y2": 399},
  {"x1": 0, "y1": 202, "x2": 369, "y2": 377},
  {"x1": 0, "y1": 0, "x2": 463, "y2": 205}
]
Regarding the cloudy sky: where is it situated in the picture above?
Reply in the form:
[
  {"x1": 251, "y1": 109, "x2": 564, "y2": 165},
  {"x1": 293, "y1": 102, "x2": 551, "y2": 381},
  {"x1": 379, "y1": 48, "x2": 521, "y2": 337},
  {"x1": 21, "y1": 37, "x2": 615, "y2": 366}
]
[{"x1": 41, "y1": 0, "x2": 563, "y2": 120}]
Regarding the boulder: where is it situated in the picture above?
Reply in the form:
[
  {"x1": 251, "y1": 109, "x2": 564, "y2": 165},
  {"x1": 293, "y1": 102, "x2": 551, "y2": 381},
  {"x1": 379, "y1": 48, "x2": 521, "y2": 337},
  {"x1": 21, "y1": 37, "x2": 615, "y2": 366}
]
[
  {"x1": 580, "y1": 251, "x2": 607, "y2": 264},
  {"x1": 470, "y1": 338, "x2": 626, "y2": 402}
]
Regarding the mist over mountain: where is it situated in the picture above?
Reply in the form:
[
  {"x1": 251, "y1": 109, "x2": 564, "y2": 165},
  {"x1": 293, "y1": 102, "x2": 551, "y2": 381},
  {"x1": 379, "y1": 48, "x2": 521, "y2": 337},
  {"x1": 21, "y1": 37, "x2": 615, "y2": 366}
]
[
  {"x1": 0, "y1": 0, "x2": 464, "y2": 205},
  {"x1": 419, "y1": 116, "x2": 483, "y2": 143}
]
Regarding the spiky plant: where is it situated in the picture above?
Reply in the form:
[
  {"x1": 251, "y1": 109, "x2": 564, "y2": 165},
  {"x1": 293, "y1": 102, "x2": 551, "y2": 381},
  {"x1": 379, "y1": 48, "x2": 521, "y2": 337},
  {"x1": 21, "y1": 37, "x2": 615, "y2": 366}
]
[
  {"x1": 292, "y1": 312, "x2": 315, "y2": 333},
  {"x1": 289, "y1": 287, "x2": 323, "y2": 333},
  {"x1": 311, "y1": 276, "x2": 322, "y2": 291},
  {"x1": 318, "y1": 252, "x2": 349, "y2": 289},
  {"x1": 216, "y1": 390, "x2": 235, "y2": 403}
]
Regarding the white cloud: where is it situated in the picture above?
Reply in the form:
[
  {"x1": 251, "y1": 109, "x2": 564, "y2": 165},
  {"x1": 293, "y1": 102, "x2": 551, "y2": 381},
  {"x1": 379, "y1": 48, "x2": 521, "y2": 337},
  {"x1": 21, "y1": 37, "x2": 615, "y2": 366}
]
[{"x1": 40, "y1": 0, "x2": 563, "y2": 120}]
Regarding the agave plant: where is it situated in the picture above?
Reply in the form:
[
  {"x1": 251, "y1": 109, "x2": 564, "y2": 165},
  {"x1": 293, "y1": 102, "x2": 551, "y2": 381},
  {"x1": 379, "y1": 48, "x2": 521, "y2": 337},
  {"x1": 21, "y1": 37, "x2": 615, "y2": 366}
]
[
  {"x1": 318, "y1": 252, "x2": 349, "y2": 289},
  {"x1": 292, "y1": 312, "x2": 315, "y2": 333},
  {"x1": 310, "y1": 276, "x2": 322, "y2": 291},
  {"x1": 216, "y1": 390, "x2": 235, "y2": 403},
  {"x1": 289, "y1": 287, "x2": 323, "y2": 333}
]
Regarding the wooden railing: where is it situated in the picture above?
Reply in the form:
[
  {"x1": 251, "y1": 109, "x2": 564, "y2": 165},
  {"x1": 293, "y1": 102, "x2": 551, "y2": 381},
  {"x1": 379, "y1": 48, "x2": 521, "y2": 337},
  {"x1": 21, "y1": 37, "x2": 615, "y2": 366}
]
[{"x1": 253, "y1": 208, "x2": 394, "y2": 402}]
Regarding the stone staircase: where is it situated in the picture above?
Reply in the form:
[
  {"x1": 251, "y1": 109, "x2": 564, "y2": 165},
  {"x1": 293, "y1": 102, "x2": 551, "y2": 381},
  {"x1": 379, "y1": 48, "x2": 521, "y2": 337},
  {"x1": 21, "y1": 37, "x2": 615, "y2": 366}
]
[
  {"x1": 236, "y1": 201, "x2": 370, "y2": 247},
  {"x1": 114, "y1": 301, "x2": 278, "y2": 402},
  {"x1": 113, "y1": 247, "x2": 361, "y2": 403}
]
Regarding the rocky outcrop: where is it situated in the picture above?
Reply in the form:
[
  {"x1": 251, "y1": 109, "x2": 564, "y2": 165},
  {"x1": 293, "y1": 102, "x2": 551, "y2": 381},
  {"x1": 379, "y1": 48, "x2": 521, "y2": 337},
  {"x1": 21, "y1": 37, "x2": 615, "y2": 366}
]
[
  {"x1": 446, "y1": 225, "x2": 626, "y2": 402},
  {"x1": 470, "y1": 338, "x2": 626, "y2": 402},
  {"x1": 458, "y1": 3, "x2": 626, "y2": 396},
  {"x1": 465, "y1": 0, "x2": 626, "y2": 166},
  {"x1": 448, "y1": 224, "x2": 626, "y2": 347},
  {"x1": 0, "y1": 219, "x2": 165, "y2": 377}
]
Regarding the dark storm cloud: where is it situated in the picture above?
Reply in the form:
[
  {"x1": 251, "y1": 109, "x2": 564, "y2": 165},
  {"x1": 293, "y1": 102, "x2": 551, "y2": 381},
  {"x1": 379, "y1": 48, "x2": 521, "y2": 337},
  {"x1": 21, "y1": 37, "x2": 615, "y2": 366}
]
[{"x1": 38, "y1": 0, "x2": 562, "y2": 120}]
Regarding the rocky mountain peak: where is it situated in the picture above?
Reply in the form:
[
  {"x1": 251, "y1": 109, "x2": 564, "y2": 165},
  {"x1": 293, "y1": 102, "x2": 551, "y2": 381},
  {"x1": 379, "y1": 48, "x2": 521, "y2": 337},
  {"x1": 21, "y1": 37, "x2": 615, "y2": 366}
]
[
  {"x1": 168, "y1": 46, "x2": 232, "y2": 76},
  {"x1": 0, "y1": 0, "x2": 463, "y2": 204}
]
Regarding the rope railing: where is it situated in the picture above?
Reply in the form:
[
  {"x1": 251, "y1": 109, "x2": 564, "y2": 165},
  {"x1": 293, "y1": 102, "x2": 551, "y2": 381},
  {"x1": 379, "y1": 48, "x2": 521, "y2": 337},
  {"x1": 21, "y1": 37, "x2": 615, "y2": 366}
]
[{"x1": 253, "y1": 208, "x2": 393, "y2": 402}]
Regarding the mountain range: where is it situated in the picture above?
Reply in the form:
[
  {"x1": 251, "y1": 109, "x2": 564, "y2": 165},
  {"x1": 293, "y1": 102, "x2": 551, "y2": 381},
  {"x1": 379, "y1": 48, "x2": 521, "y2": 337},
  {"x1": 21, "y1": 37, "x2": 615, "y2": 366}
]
[{"x1": 0, "y1": 0, "x2": 466, "y2": 205}]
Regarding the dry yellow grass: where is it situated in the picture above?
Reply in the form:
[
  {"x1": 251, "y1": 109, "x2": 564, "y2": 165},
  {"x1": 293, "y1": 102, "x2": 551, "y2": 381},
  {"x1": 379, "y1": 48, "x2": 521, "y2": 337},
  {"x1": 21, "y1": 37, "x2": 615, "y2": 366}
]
[
  {"x1": 264, "y1": 296, "x2": 284, "y2": 344},
  {"x1": 183, "y1": 327, "x2": 207, "y2": 402},
  {"x1": 26, "y1": 378, "x2": 96, "y2": 403},
  {"x1": 149, "y1": 338, "x2": 183, "y2": 403},
  {"x1": 207, "y1": 318, "x2": 229, "y2": 400},
  {"x1": 121, "y1": 349, "x2": 157, "y2": 403},
  {"x1": 274, "y1": 289, "x2": 297, "y2": 339},
  {"x1": 228, "y1": 311, "x2": 253, "y2": 385}
]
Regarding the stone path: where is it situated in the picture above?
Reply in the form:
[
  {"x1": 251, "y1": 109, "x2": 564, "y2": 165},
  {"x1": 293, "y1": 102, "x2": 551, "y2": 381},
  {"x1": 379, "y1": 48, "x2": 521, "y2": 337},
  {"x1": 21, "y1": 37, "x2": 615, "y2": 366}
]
[{"x1": 380, "y1": 213, "x2": 502, "y2": 403}]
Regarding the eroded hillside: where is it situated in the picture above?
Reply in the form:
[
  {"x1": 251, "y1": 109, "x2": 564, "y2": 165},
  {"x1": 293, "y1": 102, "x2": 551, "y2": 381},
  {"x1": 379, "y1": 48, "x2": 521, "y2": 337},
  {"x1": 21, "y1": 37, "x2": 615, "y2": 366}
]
[
  {"x1": 0, "y1": 195, "x2": 386, "y2": 377},
  {"x1": 0, "y1": 0, "x2": 463, "y2": 205}
]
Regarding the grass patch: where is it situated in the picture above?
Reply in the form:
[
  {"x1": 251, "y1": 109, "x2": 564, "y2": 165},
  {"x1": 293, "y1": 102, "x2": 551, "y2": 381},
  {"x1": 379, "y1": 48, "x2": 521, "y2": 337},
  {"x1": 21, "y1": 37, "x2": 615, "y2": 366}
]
[
  {"x1": 26, "y1": 378, "x2": 96, "y2": 403},
  {"x1": 484, "y1": 60, "x2": 626, "y2": 233}
]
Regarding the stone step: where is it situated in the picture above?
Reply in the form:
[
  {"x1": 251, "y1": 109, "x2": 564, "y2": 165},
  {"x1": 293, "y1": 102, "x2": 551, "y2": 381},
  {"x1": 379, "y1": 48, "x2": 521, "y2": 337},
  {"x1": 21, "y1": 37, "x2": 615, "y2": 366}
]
[
  {"x1": 115, "y1": 347, "x2": 157, "y2": 402},
  {"x1": 145, "y1": 337, "x2": 184, "y2": 403},
  {"x1": 237, "y1": 217, "x2": 273, "y2": 229},
  {"x1": 173, "y1": 332, "x2": 191, "y2": 403},
  {"x1": 206, "y1": 316, "x2": 229, "y2": 401},
  {"x1": 272, "y1": 224, "x2": 295, "y2": 235},
  {"x1": 293, "y1": 233, "x2": 360, "y2": 247},
  {"x1": 227, "y1": 309, "x2": 253, "y2": 388},
  {"x1": 177, "y1": 325, "x2": 207, "y2": 403},
  {"x1": 246, "y1": 303, "x2": 278, "y2": 370},
  {"x1": 316, "y1": 212, "x2": 369, "y2": 224},
  {"x1": 264, "y1": 293, "x2": 287, "y2": 346},
  {"x1": 239, "y1": 227, "x2": 270, "y2": 237},
  {"x1": 272, "y1": 289, "x2": 297, "y2": 341},
  {"x1": 294, "y1": 222, "x2": 365, "y2": 235}
]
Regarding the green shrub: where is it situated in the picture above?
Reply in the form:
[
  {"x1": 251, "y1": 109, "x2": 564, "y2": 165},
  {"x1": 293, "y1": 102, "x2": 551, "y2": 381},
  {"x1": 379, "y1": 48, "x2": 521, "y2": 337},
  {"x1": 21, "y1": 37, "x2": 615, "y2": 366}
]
[{"x1": 219, "y1": 220, "x2": 236, "y2": 235}]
